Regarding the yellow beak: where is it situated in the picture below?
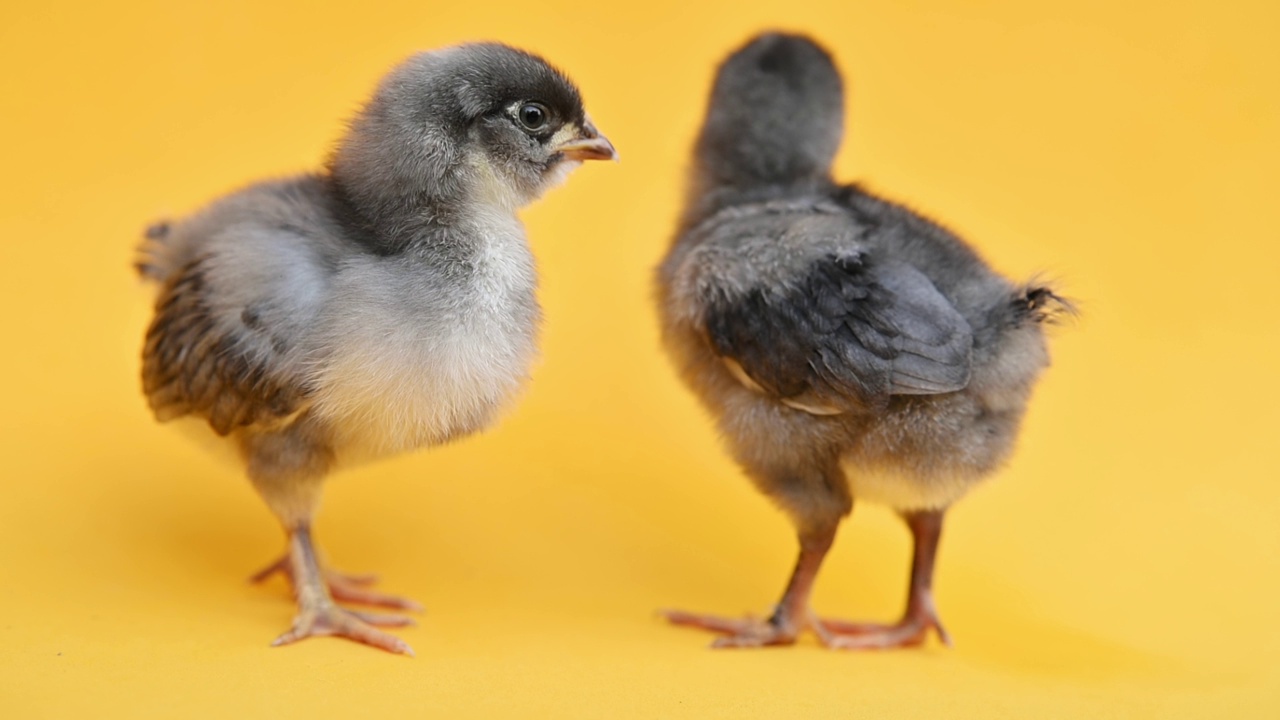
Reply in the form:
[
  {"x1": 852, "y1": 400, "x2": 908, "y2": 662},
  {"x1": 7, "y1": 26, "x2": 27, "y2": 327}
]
[{"x1": 554, "y1": 122, "x2": 619, "y2": 162}]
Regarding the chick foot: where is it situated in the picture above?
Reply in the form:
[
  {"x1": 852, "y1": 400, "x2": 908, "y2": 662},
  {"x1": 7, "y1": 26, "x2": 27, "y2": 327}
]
[
  {"x1": 818, "y1": 605, "x2": 951, "y2": 649},
  {"x1": 812, "y1": 510, "x2": 953, "y2": 649},
  {"x1": 259, "y1": 526, "x2": 418, "y2": 655},
  {"x1": 272, "y1": 603, "x2": 416, "y2": 656},
  {"x1": 662, "y1": 609, "x2": 803, "y2": 648},
  {"x1": 251, "y1": 554, "x2": 424, "y2": 612},
  {"x1": 664, "y1": 604, "x2": 950, "y2": 649},
  {"x1": 663, "y1": 524, "x2": 844, "y2": 648}
]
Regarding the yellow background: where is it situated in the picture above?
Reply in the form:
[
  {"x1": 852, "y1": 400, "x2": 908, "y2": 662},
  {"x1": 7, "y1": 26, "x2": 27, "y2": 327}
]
[{"x1": 2, "y1": 0, "x2": 1277, "y2": 716}]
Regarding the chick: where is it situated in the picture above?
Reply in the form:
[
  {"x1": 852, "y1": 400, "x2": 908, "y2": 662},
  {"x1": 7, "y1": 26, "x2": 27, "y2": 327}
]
[
  {"x1": 656, "y1": 32, "x2": 1070, "y2": 649},
  {"x1": 137, "y1": 42, "x2": 616, "y2": 655}
]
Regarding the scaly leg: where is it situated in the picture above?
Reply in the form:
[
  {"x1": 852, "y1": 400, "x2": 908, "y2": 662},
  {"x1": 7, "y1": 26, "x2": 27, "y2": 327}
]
[
  {"x1": 819, "y1": 509, "x2": 952, "y2": 649},
  {"x1": 239, "y1": 420, "x2": 417, "y2": 655},
  {"x1": 664, "y1": 510, "x2": 952, "y2": 650},
  {"x1": 251, "y1": 552, "x2": 423, "y2": 612}
]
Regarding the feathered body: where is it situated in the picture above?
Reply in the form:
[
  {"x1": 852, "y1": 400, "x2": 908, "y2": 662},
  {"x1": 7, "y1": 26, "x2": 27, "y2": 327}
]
[
  {"x1": 137, "y1": 42, "x2": 616, "y2": 655},
  {"x1": 657, "y1": 32, "x2": 1069, "y2": 649},
  {"x1": 140, "y1": 172, "x2": 539, "y2": 464},
  {"x1": 659, "y1": 190, "x2": 1060, "y2": 512}
]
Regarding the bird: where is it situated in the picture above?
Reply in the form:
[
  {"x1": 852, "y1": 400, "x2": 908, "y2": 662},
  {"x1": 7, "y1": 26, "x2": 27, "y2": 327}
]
[
  {"x1": 655, "y1": 32, "x2": 1072, "y2": 649},
  {"x1": 136, "y1": 42, "x2": 617, "y2": 656}
]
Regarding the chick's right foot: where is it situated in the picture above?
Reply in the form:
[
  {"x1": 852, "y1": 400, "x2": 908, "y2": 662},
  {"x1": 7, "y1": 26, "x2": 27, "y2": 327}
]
[{"x1": 661, "y1": 609, "x2": 801, "y2": 648}]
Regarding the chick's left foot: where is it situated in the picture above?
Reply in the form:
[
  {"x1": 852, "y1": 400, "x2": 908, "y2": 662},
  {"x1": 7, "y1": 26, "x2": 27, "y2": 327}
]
[
  {"x1": 818, "y1": 609, "x2": 952, "y2": 649},
  {"x1": 272, "y1": 603, "x2": 416, "y2": 656},
  {"x1": 251, "y1": 555, "x2": 424, "y2": 612}
]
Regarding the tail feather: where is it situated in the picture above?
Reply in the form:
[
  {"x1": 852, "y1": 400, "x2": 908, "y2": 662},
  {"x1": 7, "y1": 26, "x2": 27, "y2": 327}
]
[
  {"x1": 134, "y1": 220, "x2": 176, "y2": 282},
  {"x1": 1015, "y1": 279, "x2": 1078, "y2": 325}
]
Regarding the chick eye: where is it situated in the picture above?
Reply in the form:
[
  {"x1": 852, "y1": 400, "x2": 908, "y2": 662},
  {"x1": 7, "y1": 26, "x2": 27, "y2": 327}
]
[{"x1": 516, "y1": 102, "x2": 549, "y2": 131}]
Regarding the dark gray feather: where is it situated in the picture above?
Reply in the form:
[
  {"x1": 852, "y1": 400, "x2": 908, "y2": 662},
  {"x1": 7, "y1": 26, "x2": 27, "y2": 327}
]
[
  {"x1": 704, "y1": 250, "x2": 972, "y2": 412},
  {"x1": 142, "y1": 256, "x2": 310, "y2": 436}
]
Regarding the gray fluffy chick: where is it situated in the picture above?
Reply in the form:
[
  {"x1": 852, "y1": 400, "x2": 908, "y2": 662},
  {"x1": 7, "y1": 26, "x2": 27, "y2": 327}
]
[
  {"x1": 656, "y1": 32, "x2": 1071, "y2": 649},
  {"x1": 136, "y1": 42, "x2": 616, "y2": 656}
]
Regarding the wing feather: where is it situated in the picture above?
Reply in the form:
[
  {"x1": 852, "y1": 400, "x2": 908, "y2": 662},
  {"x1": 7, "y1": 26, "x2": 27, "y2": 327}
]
[
  {"x1": 703, "y1": 249, "x2": 972, "y2": 413},
  {"x1": 141, "y1": 256, "x2": 309, "y2": 435}
]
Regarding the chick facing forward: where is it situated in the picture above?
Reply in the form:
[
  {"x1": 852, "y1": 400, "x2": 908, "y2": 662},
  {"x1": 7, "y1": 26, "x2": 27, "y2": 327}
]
[
  {"x1": 656, "y1": 33, "x2": 1071, "y2": 649},
  {"x1": 137, "y1": 42, "x2": 616, "y2": 656}
]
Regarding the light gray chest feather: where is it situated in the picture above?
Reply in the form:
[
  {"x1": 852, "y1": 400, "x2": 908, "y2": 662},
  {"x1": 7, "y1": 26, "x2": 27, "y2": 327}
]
[{"x1": 309, "y1": 214, "x2": 541, "y2": 460}]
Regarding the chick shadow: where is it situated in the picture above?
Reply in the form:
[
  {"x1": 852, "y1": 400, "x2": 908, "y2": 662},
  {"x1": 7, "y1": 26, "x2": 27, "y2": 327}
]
[
  {"x1": 105, "y1": 422, "x2": 279, "y2": 589},
  {"x1": 105, "y1": 450, "x2": 445, "y2": 614},
  {"x1": 946, "y1": 567, "x2": 1192, "y2": 683},
  {"x1": 110, "y1": 469, "x2": 280, "y2": 593}
]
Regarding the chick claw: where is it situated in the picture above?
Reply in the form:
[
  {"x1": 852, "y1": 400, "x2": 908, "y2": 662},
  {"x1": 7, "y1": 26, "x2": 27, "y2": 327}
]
[
  {"x1": 661, "y1": 610, "x2": 800, "y2": 648},
  {"x1": 664, "y1": 607, "x2": 950, "y2": 650},
  {"x1": 272, "y1": 604, "x2": 416, "y2": 656},
  {"x1": 817, "y1": 613, "x2": 952, "y2": 649},
  {"x1": 251, "y1": 555, "x2": 424, "y2": 612}
]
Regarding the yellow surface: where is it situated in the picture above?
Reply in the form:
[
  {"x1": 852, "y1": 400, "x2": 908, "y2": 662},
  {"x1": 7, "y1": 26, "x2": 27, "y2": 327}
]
[{"x1": 1, "y1": 0, "x2": 1277, "y2": 717}]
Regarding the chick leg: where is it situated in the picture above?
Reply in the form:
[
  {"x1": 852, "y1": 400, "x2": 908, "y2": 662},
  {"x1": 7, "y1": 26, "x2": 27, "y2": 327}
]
[
  {"x1": 663, "y1": 522, "x2": 839, "y2": 648},
  {"x1": 241, "y1": 422, "x2": 415, "y2": 655},
  {"x1": 250, "y1": 554, "x2": 423, "y2": 611},
  {"x1": 818, "y1": 509, "x2": 952, "y2": 649},
  {"x1": 268, "y1": 525, "x2": 417, "y2": 656}
]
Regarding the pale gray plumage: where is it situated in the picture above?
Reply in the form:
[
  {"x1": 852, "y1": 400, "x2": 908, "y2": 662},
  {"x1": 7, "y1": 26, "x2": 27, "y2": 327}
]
[
  {"x1": 657, "y1": 32, "x2": 1071, "y2": 649},
  {"x1": 137, "y1": 42, "x2": 616, "y2": 655}
]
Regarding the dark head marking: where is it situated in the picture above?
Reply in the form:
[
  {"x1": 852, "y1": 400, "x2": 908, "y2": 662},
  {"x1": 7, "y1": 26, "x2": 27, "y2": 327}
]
[{"x1": 328, "y1": 42, "x2": 615, "y2": 238}]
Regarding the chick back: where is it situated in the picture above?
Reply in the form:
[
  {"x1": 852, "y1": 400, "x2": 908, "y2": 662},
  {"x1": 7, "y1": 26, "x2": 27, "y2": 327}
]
[{"x1": 657, "y1": 184, "x2": 1068, "y2": 511}]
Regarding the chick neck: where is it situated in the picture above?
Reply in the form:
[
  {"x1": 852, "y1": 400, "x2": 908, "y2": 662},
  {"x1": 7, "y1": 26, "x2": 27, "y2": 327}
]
[
  {"x1": 325, "y1": 148, "x2": 520, "y2": 259},
  {"x1": 676, "y1": 172, "x2": 838, "y2": 240}
]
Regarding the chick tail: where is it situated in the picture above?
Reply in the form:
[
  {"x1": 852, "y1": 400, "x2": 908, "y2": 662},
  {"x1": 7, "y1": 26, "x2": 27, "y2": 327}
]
[
  {"x1": 134, "y1": 220, "x2": 178, "y2": 283},
  {"x1": 1015, "y1": 278, "x2": 1078, "y2": 326}
]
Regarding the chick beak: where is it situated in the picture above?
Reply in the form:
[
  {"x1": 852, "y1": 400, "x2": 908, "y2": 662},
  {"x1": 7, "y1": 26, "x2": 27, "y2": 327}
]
[{"x1": 554, "y1": 122, "x2": 618, "y2": 162}]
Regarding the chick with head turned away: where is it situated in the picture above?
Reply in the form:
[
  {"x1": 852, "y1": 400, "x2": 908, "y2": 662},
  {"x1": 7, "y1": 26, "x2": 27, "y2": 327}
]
[
  {"x1": 137, "y1": 43, "x2": 616, "y2": 656},
  {"x1": 656, "y1": 33, "x2": 1072, "y2": 649}
]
